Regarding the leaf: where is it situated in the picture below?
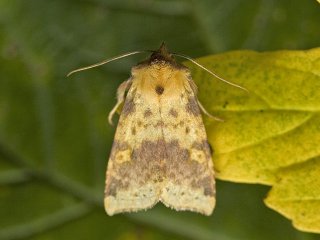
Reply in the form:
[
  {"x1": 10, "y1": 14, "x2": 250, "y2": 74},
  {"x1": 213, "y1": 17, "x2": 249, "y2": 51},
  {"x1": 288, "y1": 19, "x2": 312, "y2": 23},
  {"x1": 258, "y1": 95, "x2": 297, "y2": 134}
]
[
  {"x1": 265, "y1": 158, "x2": 320, "y2": 233},
  {"x1": 186, "y1": 48, "x2": 320, "y2": 233}
]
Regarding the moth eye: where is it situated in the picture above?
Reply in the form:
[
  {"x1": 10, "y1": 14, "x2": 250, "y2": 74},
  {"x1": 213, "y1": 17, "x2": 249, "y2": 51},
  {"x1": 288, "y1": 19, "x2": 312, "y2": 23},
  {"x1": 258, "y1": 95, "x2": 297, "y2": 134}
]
[{"x1": 155, "y1": 85, "x2": 164, "y2": 95}]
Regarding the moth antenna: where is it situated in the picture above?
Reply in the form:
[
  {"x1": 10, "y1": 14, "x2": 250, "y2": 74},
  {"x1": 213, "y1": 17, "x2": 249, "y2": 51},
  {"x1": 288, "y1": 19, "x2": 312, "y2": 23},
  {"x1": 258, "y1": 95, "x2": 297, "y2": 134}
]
[
  {"x1": 67, "y1": 51, "x2": 149, "y2": 77},
  {"x1": 173, "y1": 53, "x2": 248, "y2": 92},
  {"x1": 197, "y1": 100, "x2": 224, "y2": 122}
]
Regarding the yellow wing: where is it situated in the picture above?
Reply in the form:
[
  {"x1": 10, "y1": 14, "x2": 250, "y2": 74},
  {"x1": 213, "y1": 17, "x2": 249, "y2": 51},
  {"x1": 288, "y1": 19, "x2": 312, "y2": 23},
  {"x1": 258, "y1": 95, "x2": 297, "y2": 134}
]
[
  {"x1": 104, "y1": 80, "x2": 164, "y2": 215},
  {"x1": 104, "y1": 63, "x2": 215, "y2": 216},
  {"x1": 159, "y1": 78, "x2": 215, "y2": 215}
]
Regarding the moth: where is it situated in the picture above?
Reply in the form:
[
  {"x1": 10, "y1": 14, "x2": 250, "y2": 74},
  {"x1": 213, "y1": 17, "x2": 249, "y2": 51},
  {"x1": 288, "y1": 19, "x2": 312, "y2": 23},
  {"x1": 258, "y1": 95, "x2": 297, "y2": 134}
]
[{"x1": 68, "y1": 43, "x2": 246, "y2": 216}]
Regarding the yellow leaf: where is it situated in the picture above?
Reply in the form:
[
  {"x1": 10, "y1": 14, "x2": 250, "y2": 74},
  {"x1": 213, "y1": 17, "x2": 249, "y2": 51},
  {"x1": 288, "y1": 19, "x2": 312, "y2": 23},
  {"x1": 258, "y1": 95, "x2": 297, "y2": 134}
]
[
  {"x1": 265, "y1": 158, "x2": 320, "y2": 233},
  {"x1": 186, "y1": 48, "x2": 320, "y2": 233}
]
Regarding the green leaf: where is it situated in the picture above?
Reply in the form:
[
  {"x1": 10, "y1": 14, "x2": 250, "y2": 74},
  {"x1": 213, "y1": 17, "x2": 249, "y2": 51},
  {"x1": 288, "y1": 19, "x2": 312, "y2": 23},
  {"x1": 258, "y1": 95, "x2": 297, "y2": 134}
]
[
  {"x1": 265, "y1": 158, "x2": 320, "y2": 233},
  {"x1": 186, "y1": 48, "x2": 320, "y2": 233}
]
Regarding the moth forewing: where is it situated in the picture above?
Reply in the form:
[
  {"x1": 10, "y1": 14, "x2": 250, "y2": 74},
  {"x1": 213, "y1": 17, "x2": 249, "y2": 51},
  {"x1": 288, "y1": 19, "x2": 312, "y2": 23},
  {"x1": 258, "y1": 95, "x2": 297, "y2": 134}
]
[{"x1": 104, "y1": 44, "x2": 215, "y2": 216}]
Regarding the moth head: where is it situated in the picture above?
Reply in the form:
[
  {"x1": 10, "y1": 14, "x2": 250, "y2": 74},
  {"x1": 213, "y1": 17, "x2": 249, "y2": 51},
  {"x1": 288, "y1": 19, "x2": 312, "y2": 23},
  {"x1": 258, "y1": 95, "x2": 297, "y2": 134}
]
[
  {"x1": 149, "y1": 42, "x2": 175, "y2": 64},
  {"x1": 136, "y1": 42, "x2": 186, "y2": 69}
]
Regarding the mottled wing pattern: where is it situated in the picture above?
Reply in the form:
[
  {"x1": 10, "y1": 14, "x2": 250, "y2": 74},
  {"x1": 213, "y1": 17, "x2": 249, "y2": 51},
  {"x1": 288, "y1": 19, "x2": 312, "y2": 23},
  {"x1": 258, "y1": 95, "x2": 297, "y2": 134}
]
[
  {"x1": 105, "y1": 64, "x2": 215, "y2": 216},
  {"x1": 104, "y1": 80, "x2": 165, "y2": 215},
  {"x1": 159, "y1": 77, "x2": 215, "y2": 215}
]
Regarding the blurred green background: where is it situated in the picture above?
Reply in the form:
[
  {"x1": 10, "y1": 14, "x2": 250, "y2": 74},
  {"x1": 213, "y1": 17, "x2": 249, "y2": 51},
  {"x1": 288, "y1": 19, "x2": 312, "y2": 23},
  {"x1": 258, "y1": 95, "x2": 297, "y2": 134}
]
[{"x1": 0, "y1": 0, "x2": 319, "y2": 239}]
